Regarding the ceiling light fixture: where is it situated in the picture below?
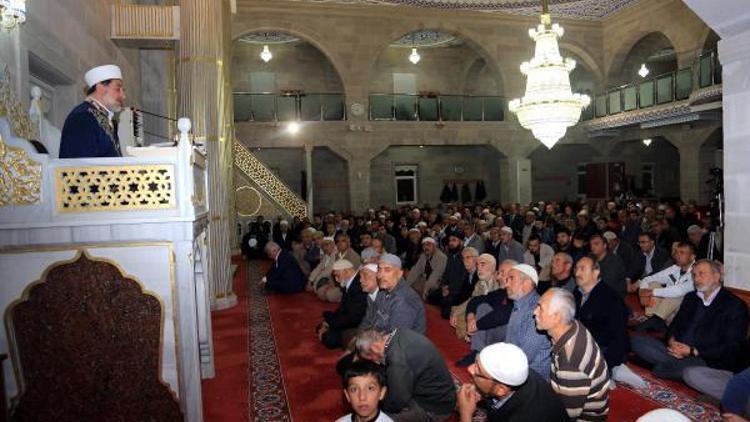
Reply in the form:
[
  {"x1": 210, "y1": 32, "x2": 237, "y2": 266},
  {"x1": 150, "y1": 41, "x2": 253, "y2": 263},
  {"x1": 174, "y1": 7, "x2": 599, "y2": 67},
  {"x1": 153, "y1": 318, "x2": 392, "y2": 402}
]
[
  {"x1": 638, "y1": 63, "x2": 650, "y2": 78},
  {"x1": 409, "y1": 47, "x2": 421, "y2": 64},
  {"x1": 508, "y1": 0, "x2": 590, "y2": 149},
  {"x1": 260, "y1": 45, "x2": 273, "y2": 63},
  {"x1": 0, "y1": 0, "x2": 25, "y2": 31},
  {"x1": 643, "y1": 138, "x2": 652, "y2": 146}
]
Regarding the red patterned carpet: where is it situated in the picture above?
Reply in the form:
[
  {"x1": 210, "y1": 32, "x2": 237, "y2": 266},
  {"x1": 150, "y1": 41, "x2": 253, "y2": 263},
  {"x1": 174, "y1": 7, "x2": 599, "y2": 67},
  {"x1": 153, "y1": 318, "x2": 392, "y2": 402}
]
[{"x1": 203, "y1": 259, "x2": 722, "y2": 421}]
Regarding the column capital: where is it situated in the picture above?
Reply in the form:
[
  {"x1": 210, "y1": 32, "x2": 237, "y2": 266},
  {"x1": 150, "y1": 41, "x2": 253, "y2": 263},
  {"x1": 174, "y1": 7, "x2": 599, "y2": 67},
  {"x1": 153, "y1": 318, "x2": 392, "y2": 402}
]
[{"x1": 303, "y1": 140, "x2": 314, "y2": 152}]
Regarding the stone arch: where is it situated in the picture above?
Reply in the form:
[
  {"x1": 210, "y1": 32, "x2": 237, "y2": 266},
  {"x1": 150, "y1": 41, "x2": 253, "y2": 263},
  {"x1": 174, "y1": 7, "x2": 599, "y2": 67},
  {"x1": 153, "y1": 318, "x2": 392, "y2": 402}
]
[
  {"x1": 610, "y1": 137, "x2": 680, "y2": 199},
  {"x1": 701, "y1": 29, "x2": 721, "y2": 53},
  {"x1": 232, "y1": 23, "x2": 354, "y2": 101},
  {"x1": 366, "y1": 23, "x2": 509, "y2": 96},
  {"x1": 559, "y1": 42, "x2": 604, "y2": 88},
  {"x1": 606, "y1": 30, "x2": 682, "y2": 86}
]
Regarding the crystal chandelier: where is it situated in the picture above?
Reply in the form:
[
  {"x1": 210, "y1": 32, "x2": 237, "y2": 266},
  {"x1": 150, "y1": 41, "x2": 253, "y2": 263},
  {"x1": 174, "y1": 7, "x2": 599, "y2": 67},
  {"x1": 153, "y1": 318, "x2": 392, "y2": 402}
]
[
  {"x1": 409, "y1": 48, "x2": 421, "y2": 64},
  {"x1": 0, "y1": 0, "x2": 26, "y2": 31},
  {"x1": 508, "y1": 0, "x2": 590, "y2": 149},
  {"x1": 260, "y1": 45, "x2": 273, "y2": 63}
]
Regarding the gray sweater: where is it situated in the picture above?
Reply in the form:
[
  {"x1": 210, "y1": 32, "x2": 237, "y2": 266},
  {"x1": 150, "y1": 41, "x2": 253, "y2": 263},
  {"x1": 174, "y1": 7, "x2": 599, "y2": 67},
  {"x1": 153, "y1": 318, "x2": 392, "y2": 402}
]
[{"x1": 372, "y1": 280, "x2": 426, "y2": 334}]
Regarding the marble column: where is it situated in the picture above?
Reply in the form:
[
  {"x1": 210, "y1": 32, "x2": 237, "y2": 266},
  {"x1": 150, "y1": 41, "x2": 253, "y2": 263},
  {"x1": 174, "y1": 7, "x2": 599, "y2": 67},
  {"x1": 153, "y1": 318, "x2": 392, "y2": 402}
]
[
  {"x1": 499, "y1": 157, "x2": 532, "y2": 205},
  {"x1": 176, "y1": 0, "x2": 235, "y2": 310},
  {"x1": 304, "y1": 141, "x2": 314, "y2": 218},
  {"x1": 683, "y1": 0, "x2": 750, "y2": 291}
]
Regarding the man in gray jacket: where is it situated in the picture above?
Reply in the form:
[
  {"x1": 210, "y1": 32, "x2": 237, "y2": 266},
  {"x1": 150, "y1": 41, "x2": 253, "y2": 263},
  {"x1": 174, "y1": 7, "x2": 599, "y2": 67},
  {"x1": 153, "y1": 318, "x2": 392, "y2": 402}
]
[
  {"x1": 356, "y1": 328, "x2": 456, "y2": 421},
  {"x1": 497, "y1": 226, "x2": 525, "y2": 265},
  {"x1": 376, "y1": 254, "x2": 426, "y2": 334}
]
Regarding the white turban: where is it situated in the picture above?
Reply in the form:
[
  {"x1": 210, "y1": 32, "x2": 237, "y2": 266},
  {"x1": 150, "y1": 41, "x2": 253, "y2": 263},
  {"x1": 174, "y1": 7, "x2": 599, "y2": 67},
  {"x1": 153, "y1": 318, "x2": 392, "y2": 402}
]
[
  {"x1": 636, "y1": 409, "x2": 690, "y2": 422},
  {"x1": 478, "y1": 343, "x2": 528, "y2": 386},
  {"x1": 85, "y1": 65, "x2": 122, "y2": 88},
  {"x1": 512, "y1": 263, "x2": 539, "y2": 286}
]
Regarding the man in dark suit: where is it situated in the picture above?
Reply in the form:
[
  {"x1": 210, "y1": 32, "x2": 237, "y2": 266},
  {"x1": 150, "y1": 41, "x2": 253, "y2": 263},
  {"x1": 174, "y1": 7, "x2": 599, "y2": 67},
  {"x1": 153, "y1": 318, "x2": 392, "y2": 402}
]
[
  {"x1": 573, "y1": 256, "x2": 646, "y2": 388},
  {"x1": 629, "y1": 232, "x2": 672, "y2": 292},
  {"x1": 631, "y1": 259, "x2": 749, "y2": 380},
  {"x1": 457, "y1": 342, "x2": 569, "y2": 422},
  {"x1": 603, "y1": 231, "x2": 639, "y2": 281},
  {"x1": 317, "y1": 259, "x2": 367, "y2": 349},
  {"x1": 261, "y1": 241, "x2": 305, "y2": 293},
  {"x1": 273, "y1": 220, "x2": 295, "y2": 251},
  {"x1": 590, "y1": 233, "x2": 628, "y2": 298}
]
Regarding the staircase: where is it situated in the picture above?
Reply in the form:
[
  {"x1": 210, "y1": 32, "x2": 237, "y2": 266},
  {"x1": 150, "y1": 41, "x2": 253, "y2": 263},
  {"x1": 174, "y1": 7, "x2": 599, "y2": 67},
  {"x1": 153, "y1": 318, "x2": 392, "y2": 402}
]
[{"x1": 233, "y1": 139, "x2": 308, "y2": 219}]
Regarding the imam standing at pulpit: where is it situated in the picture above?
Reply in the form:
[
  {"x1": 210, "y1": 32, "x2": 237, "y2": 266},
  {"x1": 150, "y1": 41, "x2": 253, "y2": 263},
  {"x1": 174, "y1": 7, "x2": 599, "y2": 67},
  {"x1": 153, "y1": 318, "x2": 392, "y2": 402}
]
[{"x1": 59, "y1": 64, "x2": 126, "y2": 158}]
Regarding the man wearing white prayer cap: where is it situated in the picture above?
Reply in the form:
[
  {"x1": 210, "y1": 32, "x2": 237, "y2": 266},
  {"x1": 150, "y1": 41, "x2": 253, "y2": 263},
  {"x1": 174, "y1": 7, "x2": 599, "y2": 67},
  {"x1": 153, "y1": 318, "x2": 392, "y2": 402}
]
[
  {"x1": 317, "y1": 259, "x2": 367, "y2": 349},
  {"x1": 457, "y1": 342, "x2": 568, "y2": 421},
  {"x1": 60, "y1": 64, "x2": 126, "y2": 158}
]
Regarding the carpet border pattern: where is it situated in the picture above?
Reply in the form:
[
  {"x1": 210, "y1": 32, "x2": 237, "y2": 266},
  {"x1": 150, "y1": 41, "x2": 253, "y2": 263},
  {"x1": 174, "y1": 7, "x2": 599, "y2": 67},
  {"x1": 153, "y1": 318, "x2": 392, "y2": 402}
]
[{"x1": 247, "y1": 261, "x2": 293, "y2": 422}]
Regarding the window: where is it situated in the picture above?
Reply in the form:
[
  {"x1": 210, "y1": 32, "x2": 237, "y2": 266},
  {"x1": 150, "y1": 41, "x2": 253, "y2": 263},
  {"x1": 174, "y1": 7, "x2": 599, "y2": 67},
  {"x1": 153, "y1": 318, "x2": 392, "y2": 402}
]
[
  {"x1": 395, "y1": 165, "x2": 418, "y2": 205},
  {"x1": 642, "y1": 163, "x2": 654, "y2": 196}
]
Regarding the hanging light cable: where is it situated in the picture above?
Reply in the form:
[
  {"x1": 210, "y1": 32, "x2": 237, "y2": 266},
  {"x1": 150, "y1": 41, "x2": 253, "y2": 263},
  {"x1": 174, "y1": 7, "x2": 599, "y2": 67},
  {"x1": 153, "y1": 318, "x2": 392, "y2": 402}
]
[{"x1": 508, "y1": 0, "x2": 590, "y2": 149}]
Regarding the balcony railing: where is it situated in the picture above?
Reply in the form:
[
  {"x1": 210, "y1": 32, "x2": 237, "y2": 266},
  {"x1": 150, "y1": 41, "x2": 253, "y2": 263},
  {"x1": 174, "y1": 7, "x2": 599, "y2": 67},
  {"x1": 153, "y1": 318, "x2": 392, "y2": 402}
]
[
  {"x1": 369, "y1": 94, "x2": 504, "y2": 121},
  {"x1": 233, "y1": 92, "x2": 345, "y2": 122},
  {"x1": 589, "y1": 50, "x2": 721, "y2": 119}
]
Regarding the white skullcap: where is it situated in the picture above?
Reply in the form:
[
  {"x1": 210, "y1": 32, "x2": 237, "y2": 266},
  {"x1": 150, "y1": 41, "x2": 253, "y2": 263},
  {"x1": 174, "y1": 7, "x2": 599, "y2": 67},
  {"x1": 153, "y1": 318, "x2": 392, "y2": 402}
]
[
  {"x1": 602, "y1": 231, "x2": 617, "y2": 240},
  {"x1": 85, "y1": 65, "x2": 123, "y2": 88},
  {"x1": 362, "y1": 263, "x2": 379, "y2": 273},
  {"x1": 378, "y1": 253, "x2": 402, "y2": 269},
  {"x1": 512, "y1": 263, "x2": 539, "y2": 286},
  {"x1": 279, "y1": 220, "x2": 289, "y2": 226},
  {"x1": 500, "y1": 226, "x2": 513, "y2": 234},
  {"x1": 361, "y1": 248, "x2": 379, "y2": 260},
  {"x1": 408, "y1": 228, "x2": 421, "y2": 233},
  {"x1": 453, "y1": 212, "x2": 462, "y2": 219},
  {"x1": 322, "y1": 236, "x2": 335, "y2": 243},
  {"x1": 306, "y1": 227, "x2": 317, "y2": 233},
  {"x1": 417, "y1": 221, "x2": 428, "y2": 227},
  {"x1": 478, "y1": 343, "x2": 528, "y2": 386},
  {"x1": 421, "y1": 237, "x2": 437, "y2": 245},
  {"x1": 636, "y1": 409, "x2": 690, "y2": 422},
  {"x1": 332, "y1": 259, "x2": 354, "y2": 271}
]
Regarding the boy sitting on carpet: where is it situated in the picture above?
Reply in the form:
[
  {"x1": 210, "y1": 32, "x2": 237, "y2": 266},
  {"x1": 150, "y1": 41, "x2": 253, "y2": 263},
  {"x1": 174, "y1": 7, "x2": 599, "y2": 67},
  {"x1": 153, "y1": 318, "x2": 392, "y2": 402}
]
[{"x1": 337, "y1": 360, "x2": 394, "y2": 422}]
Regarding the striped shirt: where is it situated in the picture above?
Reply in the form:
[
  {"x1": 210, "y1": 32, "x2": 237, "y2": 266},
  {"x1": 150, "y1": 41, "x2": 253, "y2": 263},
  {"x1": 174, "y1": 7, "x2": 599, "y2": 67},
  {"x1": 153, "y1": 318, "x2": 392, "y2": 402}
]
[{"x1": 550, "y1": 320, "x2": 610, "y2": 421}]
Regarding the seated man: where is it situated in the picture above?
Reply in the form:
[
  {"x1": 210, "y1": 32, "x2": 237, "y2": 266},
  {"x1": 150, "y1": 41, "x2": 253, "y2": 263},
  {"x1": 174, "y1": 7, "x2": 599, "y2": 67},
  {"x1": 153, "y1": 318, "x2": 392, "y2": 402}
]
[
  {"x1": 589, "y1": 233, "x2": 627, "y2": 298},
  {"x1": 260, "y1": 241, "x2": 305, "y2": 293},
  {"x1": 356, "y1": 329, "x2": 456, "y2": 421},
  {"x1": 534, "y1": 288, "x2": 609, "y2": 421},
  {"x1": 497, "y1": 227, "x2": 525, "y2": 265},
  {"x1": 427, "y1": 232, "x2": 466, "y2": 319},
  {"x1": 317, "y1": 259, "x2": 368, "y2": 349},
  {"x1": 603, "y1": 231, "x2": 639, "y2": 283},
  {"x1": 375, "y1": 254, "x2": 426, "y2": 334},
  {"x1": 633, "y1": 232, "x2": 672, "y2": 282},
  {"x1": 456, "y1": 342, "x2": 569, "y2": 422},
  {"x1": 456, "y1": 259, "x2": 516, "y2": 367},
  {"x1": 635, "y1": 242, "x2": 696, "y2": 332},
  {"x1": 309, "y1": 236, "x2": 340, "y2": 301},
  {"x1": 574, "y1": 256, "x2": 645, "y2": 388},
  {"x1": 505, "y1": 264, "x2": 552, "y2": 380},
  {"x1": 464, "y1": 222, "x2": 486, "y2": 255},
  {"x1": 631, "y1": 259, "x2": 749, "y2": 380},
  {"x1": 292, "y1": 228, "x2": 318, "y2": 279},
  {"x1": 524, "y1": 234, "x2": 554, "y2": 282},
  {"x1": 450, "y1": 253, "x2": 498, "y2": 341},
  {"x1": 335, "y1": 233, "x2": 362, "y2": 269},
  {"x1": 538, "y1": 252, "x2": 576, "y2": 294},
  {"x1": 406, "y1": 237, "x2": 447, "y2": 299},
  {"x1": 357, "y1": 263, "x2": 382, "y2": 332}
]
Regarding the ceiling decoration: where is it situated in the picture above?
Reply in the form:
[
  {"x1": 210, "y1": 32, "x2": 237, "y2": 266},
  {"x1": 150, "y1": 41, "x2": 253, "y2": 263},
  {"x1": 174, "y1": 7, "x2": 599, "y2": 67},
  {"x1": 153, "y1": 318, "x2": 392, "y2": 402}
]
[
  {"x1": 295, "y1": 0, "x2": 640, "y2": 20},
  {"x1": 238, "y1": 32, "x2": 300, "y2": 44},
  {"x1": 391, "y1": 31, "x2": 460, "y2": 48}
]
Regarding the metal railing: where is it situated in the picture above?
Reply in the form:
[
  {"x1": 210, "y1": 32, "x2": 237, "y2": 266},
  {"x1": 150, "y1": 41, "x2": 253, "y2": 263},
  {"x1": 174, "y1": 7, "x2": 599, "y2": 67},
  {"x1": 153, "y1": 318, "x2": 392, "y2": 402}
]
[
  {"x1": 589, "y1": 49, "x2": 721, "y2": 119},
  {"x1": 368, "y1": 94, "x2": 504, "y2": 121},
  {"x1": 233, "y1": 92, "x2": 345, "y2": 122}
]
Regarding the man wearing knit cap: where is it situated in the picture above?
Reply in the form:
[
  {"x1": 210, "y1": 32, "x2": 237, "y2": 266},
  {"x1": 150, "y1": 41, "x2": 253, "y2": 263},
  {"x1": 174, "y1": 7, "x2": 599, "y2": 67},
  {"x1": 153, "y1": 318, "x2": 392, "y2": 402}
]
[
  {"x1": 457, "y1": 342, "x2": 568, "y2": 421},
  {"x1": 505, "y1": 264, "x2": 552, "y2": 380},
  {"x1": 374, "y1": 254, "x2": 426, "y2": 334},
  {"x1": 317, "y1": 259, "x2": 367, "y2": 349},
  {"x1": 60, "y1": 64, "x2": 125, "y2": 158}
]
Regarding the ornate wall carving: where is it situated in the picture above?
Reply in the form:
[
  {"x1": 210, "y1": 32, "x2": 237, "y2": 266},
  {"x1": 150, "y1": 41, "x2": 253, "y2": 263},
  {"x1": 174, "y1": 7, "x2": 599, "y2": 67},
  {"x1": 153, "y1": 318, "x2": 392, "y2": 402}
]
[
  {"x1": 0, "y1": 136, "x2": 42, "y2": 207},
  {"x1": 54, "y1": 165, "x2": 176, "y2": 213},
  {"x1": 7, "y1": 252, "x2": 182, "y2": 421}
]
